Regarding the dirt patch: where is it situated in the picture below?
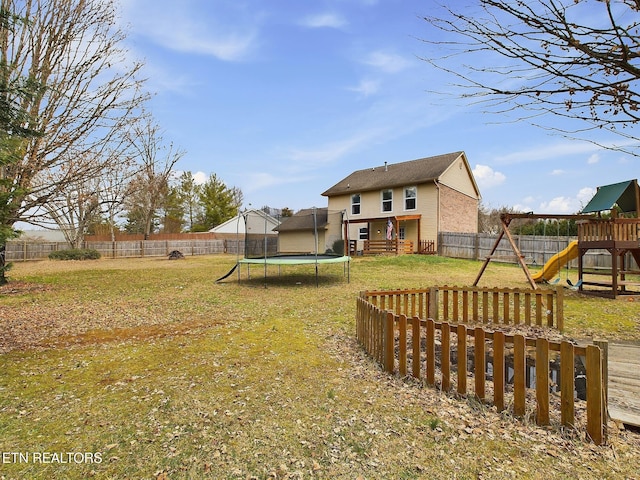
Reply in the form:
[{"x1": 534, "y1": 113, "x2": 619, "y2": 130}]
[{"x1": 0, "y1": 281, "x2": 53, "y2": 295}]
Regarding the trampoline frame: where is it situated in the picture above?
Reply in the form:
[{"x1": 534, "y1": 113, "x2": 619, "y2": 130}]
[{"x1": 216, "y1": 208, "x2": 351, "y2": 286}]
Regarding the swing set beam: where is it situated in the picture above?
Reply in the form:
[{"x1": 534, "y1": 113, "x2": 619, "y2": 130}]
[{"x1": 473, "y1": 213, "x2": 594, "y2": 289}]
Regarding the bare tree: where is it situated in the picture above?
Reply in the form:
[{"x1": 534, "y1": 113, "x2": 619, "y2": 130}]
[
  {"x1": 421, "y1": 0, "x2": 640, "y2": 153},
  {"x1": 39, "y1": 152, "x2": 102, "y2": 248},
  {"x1": 37, "y1": 144, "x2": 137, "y2": 247},
  {"x1": 97, "y1": 150, "x2": 138, "y2": 242},
  {"x1": 123, "y1": 115, "x2": 184, "y2": 238},
  {"x1": 0, "y1": 0, "x2": 147, "y2": 231}
]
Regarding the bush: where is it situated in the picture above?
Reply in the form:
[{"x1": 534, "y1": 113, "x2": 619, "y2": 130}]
[
  {"x1": 331, "y1": 239, "x2": 345, "y2": 256},
  {"x1": 48, "y1": 249, "x2": 101, "y2": 261}
]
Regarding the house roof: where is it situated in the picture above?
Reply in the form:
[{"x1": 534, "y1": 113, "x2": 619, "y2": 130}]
[
  {"x1": 321, "y1": 151, "x2": 468, "y2": 197},
  {"x1": 275, "y1": 208, "x2": 329, "y2": 232},
  {"x1": 210, "y1": 209, "x2": 280, "y2": 234},
  {"x1": 581, "y1": 179, "x2": 639, "y2": 213}
]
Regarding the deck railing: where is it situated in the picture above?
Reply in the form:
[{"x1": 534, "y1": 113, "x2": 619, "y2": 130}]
[
  {"x1": 362, "y1": 239, "x2": 413, "y2": 255},
  {"x1": 356, "y1": 287, "x2": 606, "y2": 445}
]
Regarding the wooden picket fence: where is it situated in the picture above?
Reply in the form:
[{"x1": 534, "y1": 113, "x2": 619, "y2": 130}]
[
  {"x1": 362, "y1": 285, "x2": 564, "y2": 332},
  {"x1": 356, "y1": 287, "x2": 606, "y2": 445}
]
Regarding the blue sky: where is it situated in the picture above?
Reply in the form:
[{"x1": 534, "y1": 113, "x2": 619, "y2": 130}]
[{"x1": 119, "y1": 0, "x2": 639, "y2": 215}]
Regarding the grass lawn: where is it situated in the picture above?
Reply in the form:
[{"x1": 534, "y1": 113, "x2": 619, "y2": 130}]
[{"x1": 0, "y1": 254, "x2": 639, "y2": 479}]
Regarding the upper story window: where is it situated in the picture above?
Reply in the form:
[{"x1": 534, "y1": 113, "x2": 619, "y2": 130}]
[
  {"x1": 351, "y1": 193, "x2": 361, "y2": 215},
  {"x1": 381, "y1": 189, "x2": 393, "y2": 212},
  {"x1": 404, "y1": 186, "x2": 417, "y2": 211}
]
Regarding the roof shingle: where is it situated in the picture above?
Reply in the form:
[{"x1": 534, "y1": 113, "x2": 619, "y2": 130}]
[{"x1": 321, "y1": 151, "x2": 464, "y2": 197}]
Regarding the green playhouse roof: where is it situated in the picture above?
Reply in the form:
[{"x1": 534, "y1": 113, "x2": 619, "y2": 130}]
[{"x1": 581, "y1": 179, "x2": 639, "y2": 213}]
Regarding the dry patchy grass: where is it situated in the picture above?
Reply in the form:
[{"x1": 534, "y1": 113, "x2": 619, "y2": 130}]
[{"x1": 0, "y1": 255, "x2": 639, "y2": 479}]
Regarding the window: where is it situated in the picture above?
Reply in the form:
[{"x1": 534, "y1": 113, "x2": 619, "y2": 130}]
[
  {"x1": 398, "y1": 226, "x2": 405, "y2": 240},
  {"x1": 404, "y1": 186, "x2": 417, "y2": 211},
  {"x1": 358, "y1": 227, "x2": 368, "y2": 240},
  {"x1": 381, "y1": 189, "x2": 393, "y2": 212},
  {"x1": 351, "y1": 193, "x2": 361, "y2": 215}
]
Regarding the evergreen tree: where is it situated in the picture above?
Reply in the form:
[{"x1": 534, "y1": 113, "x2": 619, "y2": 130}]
[{"x1": 195, "y1": 174, "x2": 239, "y2": 231}]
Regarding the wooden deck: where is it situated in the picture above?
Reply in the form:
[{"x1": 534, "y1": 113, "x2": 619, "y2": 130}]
[{"x1": 607, "y1": 342, "x2": 640, "y2": 427}]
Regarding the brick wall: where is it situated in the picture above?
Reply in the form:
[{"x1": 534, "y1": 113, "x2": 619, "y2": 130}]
[{"x1": 439, "y1": 184, "x2": 478, "y2": 233}]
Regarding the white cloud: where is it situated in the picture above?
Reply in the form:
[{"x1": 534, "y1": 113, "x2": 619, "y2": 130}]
[
  {"x1": 472, "y1": 164, "x2": 506, "y2": 189},
  {"x1": 577, "y1": 186, "x2": 596, "y2": 205},
  {"x1": 587, "y1": 153, "x2": 600, "y2": 164},
  {"x1": 121, "y1": 1, "x2": 257, "y2": 61},
  {"x1": 493, "y1": 142, "x2": 600, "y2": 165},
  {"x1": 193, "y1": 171, "x2": 208, "y2": 185},
  {"x1": 363, "y1": 51, "x2": 412, "y2": 73},
  {"x1": 285, "y1": 129, "x2": 385, "y2": 168},
  {"x1": 347, "y1": 79, "x2": 380, "y2": 97},
  {"x1": 538, "y1": 196, "x2": 577, "y2": 214},
  {"x1": 170, "y1": 170, "x2": 208, "y2": 185},
  {"x1": 300, "y1": 13, "x2": 347, "y2": 29},
  {"x1": 550, "y1": 169, "x2": 564, "y2": 176},
  {"x1": 241, "y1": 172, "x2": 309, "y2": 194}
]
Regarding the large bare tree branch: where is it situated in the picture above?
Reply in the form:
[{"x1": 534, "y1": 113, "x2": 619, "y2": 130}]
[
  {"x1": 0, "y1": 0, "x2": 148, "y2": 226},
  {"x1": 420, "y1": 0, "x2": 640, "y2": 154}
]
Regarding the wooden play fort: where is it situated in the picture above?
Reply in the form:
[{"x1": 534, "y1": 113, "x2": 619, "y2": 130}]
[{"x1": 475, "y1": 179, "x2": 640, "y2": 298}]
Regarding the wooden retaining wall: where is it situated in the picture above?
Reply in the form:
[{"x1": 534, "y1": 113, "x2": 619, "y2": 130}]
[{"x1": 356, "y1": 287, "x2": 606, "y2": 445}]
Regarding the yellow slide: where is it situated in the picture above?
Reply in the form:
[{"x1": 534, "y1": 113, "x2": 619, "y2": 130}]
[{"x1": 531, "y1": 240, "x2": 579, "y2": 283}]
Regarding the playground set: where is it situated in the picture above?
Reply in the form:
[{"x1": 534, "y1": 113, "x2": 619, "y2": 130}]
[{"x1": 475, "y1": 179, "x2": 640, "y2": 298}]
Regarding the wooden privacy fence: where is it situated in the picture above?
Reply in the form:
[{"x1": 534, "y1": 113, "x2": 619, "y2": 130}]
[
  {"x1": 362, "y1": 285, "x2": 564, "y2": 332},
  {"x1": 5, "y1": 239, "x2": 226, "y2": 261},
  {"x1": 356, "y1": 287, "x2": 606, "y2": 445},
  {"x1": 439, "y1": 231, "x2": 639, "y2": 270}
]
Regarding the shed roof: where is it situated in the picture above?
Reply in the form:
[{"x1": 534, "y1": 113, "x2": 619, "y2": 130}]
[
  {"x1": 581, "y1": 180, "x2": 639, "y2": 213},
  {"x1": 275, "y1": 208, "x2": 328, "y2": 232},
  {"x1": 321, "y1": 151, "x2": 471, "y2": 197}
]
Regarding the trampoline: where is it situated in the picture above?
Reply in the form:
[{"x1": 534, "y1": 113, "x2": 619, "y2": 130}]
[
  {"x1": 239, "y1": 253, "x2": 350, "y2": 265},
  {"x1": 215, "y1": 208, "x2": 351, "y2": 286}
]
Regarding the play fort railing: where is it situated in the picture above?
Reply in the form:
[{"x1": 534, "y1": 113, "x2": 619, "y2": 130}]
[
  {"x1": 578, "y1": 218, "x2": 640, "y2": 244},
  {"x1": 356, "y1": 286, "x2": 606, "y2": 445}
]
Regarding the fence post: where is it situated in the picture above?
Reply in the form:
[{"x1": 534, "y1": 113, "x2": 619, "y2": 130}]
[
  {"x1": 513, "y1": 335, "x2": 526, "y2": 418},
  {"x1": 441, "y1": 322, "x2": 451, "y2": 391},
  {"x1": 536, "y1": 338, "x2": 550, "y2": 426},
  {"x1": 412, "y1": 316, "x2": 421, "y2": 379},
  {"x1": 474, "y1": 327, "x2": 485, "y2": 400},
  {"x1": 586, "y1": 344, "x2": 604, "y2": 445},
  {"x1": 593, "y1": 340, "x2": 609, "y2": 444},
  {"x1": 426, "y1": 319, "x2": 435, "y2": 386},
  {"x1": 457, "y1": 324, "x2": 467, "y2": 394},
  {"x1": 493, "y1": 331, "x2": 505, "y2": 412},
  {"x1": 398, "y1": 315, "x2": 407, "y2": 377},
  {"x1": 383, "y1": 312, "x2": 395, "y2": 374},
  {"x1": 429, "y1": 287, "x2": 438, "y2": 320},
  {"x1": 560, "y1": 341, "x2": 575, "y2": 427}
]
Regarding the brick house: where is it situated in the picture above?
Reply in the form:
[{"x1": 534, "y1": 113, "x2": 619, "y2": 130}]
[{"x1": 321, "y1": 151, "x2": 481, "y2": 254}]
